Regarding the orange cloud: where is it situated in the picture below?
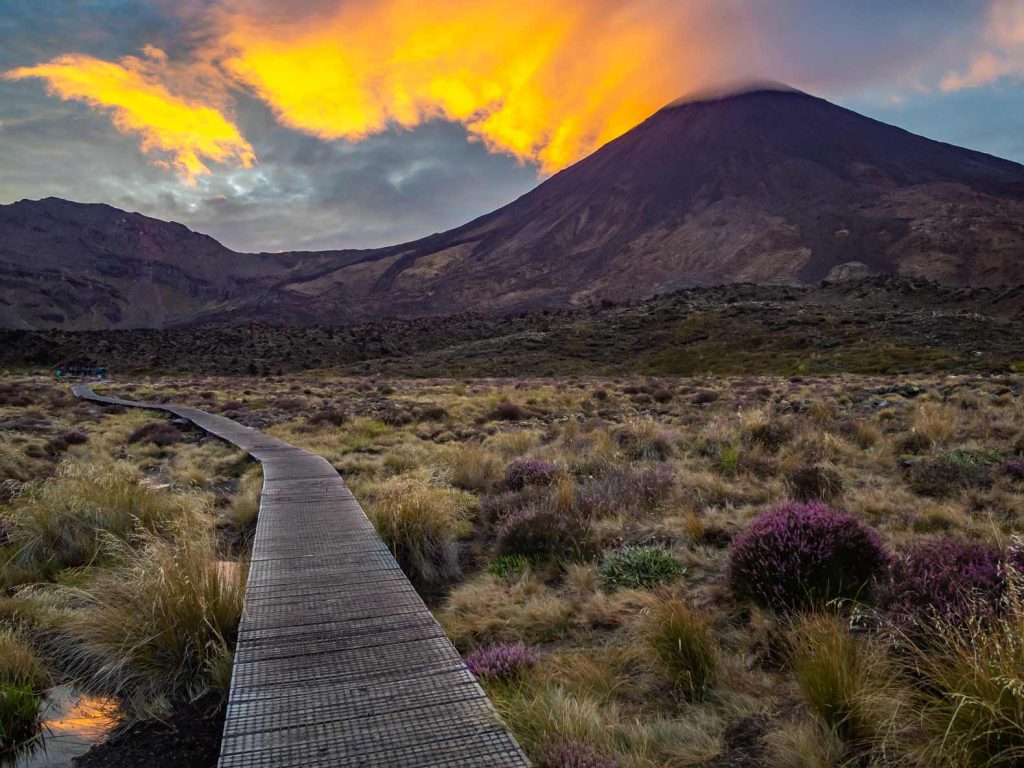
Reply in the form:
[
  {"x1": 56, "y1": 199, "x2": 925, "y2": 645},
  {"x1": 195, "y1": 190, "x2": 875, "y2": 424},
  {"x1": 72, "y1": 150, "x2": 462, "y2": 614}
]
[
  {"x1": 212, "y1": 0, "x2": 717, "y2": 173},
  {"x1": 5, "y1": 50, "x2": 254, "y2": 184},
  {"x1": 941, "y1": 0, "x2": 1024, "y2": 91}
]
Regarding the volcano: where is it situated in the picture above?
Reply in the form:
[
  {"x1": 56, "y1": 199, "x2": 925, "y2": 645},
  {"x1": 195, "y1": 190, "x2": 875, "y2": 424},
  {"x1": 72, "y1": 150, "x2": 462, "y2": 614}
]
[{"x1": 3, "y1": 87, "x2": 1024, "y2": 329}]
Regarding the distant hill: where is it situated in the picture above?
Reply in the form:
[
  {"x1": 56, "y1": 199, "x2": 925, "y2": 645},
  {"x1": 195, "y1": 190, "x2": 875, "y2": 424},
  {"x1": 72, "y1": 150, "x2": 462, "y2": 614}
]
[
  {"x1": 4, "y1": 278, "x2": 1023, "y2": 376},
  {"x1": 3, "y1": 87, "x2": 1023, "y2": 330}
]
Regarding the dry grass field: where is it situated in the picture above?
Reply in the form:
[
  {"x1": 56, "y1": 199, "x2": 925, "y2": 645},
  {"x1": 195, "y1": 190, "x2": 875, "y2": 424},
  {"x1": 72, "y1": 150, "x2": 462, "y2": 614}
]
[{"x1": 2, "y1": 370, "x2": 1024, "y2": 767}]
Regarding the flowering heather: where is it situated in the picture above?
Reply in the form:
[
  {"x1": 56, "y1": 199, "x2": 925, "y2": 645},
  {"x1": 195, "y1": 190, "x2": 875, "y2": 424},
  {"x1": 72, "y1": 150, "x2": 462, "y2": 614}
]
[
  {"x1": 885, "y1": 537, "x2": 1006, "y2": 624},
  {"x1": 533, "y1": 736, "x2": 619, "y2": 768},
  {"x1": 728, "y1": 502, "x2": 889, "y2": 610},
  {"x1": 464, "y1": 642, "x2": 537, "y2": 682},
  {"x1": 502, "y1": 459, "x2": 557, "y2": 491}
]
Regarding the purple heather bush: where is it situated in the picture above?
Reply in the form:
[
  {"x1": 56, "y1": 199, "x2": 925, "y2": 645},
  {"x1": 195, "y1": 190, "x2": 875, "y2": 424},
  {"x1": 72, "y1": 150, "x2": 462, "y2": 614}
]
[
  {"x1": 728, "y1": 502, "x2": 889, "y2": 611},
  {"x1": 885, "y1": 537, "x2": 1007, "y2": 625},
  {"x1": 464, "y1": 642, "x2": 537, "y2": 682},
  {"x1": 502, "y1": 459, "x2": 557, "y2": 492},
  {"x1": 533, "y1": 737, "x2": 619, "y2": 768}
]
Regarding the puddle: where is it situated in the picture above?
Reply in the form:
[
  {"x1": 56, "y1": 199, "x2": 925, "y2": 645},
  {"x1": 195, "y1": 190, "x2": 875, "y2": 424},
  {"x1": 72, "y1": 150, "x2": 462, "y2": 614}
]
[{"x1": 2, "y1": 686, "x2": 120, "y2": 768}]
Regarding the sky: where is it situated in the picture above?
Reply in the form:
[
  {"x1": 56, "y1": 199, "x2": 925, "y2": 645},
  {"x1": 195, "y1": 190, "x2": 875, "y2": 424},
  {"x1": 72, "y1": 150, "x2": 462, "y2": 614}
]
[{"x1": 1, "y1": 0, "x2": 1023, "y2": 254}]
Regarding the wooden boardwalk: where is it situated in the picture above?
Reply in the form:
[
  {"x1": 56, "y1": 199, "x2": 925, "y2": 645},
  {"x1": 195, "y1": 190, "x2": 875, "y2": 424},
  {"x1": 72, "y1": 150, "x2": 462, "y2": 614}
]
[{"x1": 72, "y1": 384, "x2": 530, "y2": 768}]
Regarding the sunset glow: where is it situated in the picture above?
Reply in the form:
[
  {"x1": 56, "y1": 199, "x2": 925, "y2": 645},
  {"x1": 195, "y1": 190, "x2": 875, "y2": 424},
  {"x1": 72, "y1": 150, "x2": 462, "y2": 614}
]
[
  {"x1": 214, "y1": 0, "x2": 701, "y2": 172},
  {"x1": 3, "y1": 0, "x2": 1022, "y2": 194},
  {"x1": 5, "y1": 50, "x2": 254, "y2": 184}
]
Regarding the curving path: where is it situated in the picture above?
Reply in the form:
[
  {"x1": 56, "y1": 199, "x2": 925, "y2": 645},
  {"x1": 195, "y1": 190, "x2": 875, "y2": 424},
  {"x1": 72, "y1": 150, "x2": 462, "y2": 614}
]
[{"x1": 72, "y1": 384, "x2": 529, "y2": 768}]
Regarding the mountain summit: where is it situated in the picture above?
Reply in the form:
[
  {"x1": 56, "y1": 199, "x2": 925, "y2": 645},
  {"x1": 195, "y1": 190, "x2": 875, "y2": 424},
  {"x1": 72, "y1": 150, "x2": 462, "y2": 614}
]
[{"x1": 3, "y1": 89, "x2": 1024, "y2": 329}]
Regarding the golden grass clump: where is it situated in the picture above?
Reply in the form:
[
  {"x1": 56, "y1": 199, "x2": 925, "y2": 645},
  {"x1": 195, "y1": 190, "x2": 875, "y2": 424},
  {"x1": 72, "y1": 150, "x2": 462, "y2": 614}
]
[
  {"x1": 5, "y1": 461, "x2": 198, "y2": 573},
  {"x1": 788, "y1": 614, "x2": 894, "y2": 748},
  {"x1": 913, "y1": 402, "x2": 959, "y2": 448},
  {"x1": 643, "y1": 598, "x2": 718, "y2": 701},
  {"x1": 225, "y1": 467, "x2": 263, "y2": 532},
  {"x1": 440, "y1": 443, "x2": 504, "y2": 493},
  {"x1": 900, "y1": 585, "x2": 1024, "y2": 768},
  {"x1": 367, "y1": 470, "x2": 475, "y2": 583},
  {"x1": 43, "y1": 522, "x2": 245, "y2": 710}
]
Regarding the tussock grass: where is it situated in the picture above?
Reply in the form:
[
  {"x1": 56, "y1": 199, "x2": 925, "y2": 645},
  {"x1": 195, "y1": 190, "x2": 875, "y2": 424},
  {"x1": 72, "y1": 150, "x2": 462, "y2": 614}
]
[
  {"x1": 763, "y1": 717, "x2": 843, "y2": 768},
  {"x1": 367, "y1": 470, "x2": 474, "y2": 583},
  {"x1": 788, "y1": 614, "x2": 894, "y2": 747},
  {"x1": 5, "y1": 461, "x2": 198, "y2": 573},
  {"x1": 43, "y1": 522, "x2": 245, "y2": 710},
  {"x1": 494, "y1": 683, "x2": 723, "y2": 768},
  {"x1": 440, "y1": 573, "x2": 574, "y2": 646},
  {"x1": 440, "y1": 443, "x2": 504, "y2": 493},
  {"x1": 615, "y1": 418, "x2": 677, "y2": 461},
  {"x1": 901, "y1": 587, "x2": 1024, "y2": 768},
  {"x1": 225, "y1": 468, "x2": 262, "y2": 532},
  {"x1": 643, "y1": 598, "x2": 718, "y2": 700},
  {"x1": 913, "y1": 402, "x2": 959, "y2": 449}
]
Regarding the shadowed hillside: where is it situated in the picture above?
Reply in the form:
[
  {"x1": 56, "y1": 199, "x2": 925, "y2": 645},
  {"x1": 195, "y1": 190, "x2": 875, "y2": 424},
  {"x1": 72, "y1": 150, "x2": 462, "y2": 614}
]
[{"x1": 2, "y1": 88, "x2": 1023, "y2": 330}]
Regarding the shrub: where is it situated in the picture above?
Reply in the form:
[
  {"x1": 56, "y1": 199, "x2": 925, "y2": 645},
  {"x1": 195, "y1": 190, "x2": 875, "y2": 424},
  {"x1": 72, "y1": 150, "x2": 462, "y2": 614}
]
[
  {"x1": 43, "y1": 435, "x2": 69, "y2": 455},
  {"x1": 465, "y1": 642, "x2": 538, "y2": 682},
  {"x1": 417, "y1": 405, "x2": 448, "y2": 422},
  {"x1": 692, "y1": 390, "x2": 719, "y2": 405},
  {"x1": 599, "y1": 546, "x2": 685, "y2": 591},
  {"x1": 127, "y1": 421, "x2": 182, "y2": 447},
  {"x1": 307, "y1": 407, "x2": 348, "y2": 427},
  {"x1": 491, "y1": 402, "x2": 528, "y2": 421},
  {"x1": 906, "y1": 448, "x2": 998, "y2": 497},
  {"x1": 481, "y1": 488, "x2": 546, "y2": 525},
  {"x1": 741, "y1": 409, "x2": 792, "y2": 452},
  {"x1": 46, "y1": 524, "x2": 244, "y2": 708},
  {"x1": 60, "y1": 430, "x2": 89, "y2": 446},
  {"x1": 644, "y1": 599, "x2": 717, "y2": 700},
  {"x1": 368, "y1": 471, "x2": 474, "y2": 583},
  {"x1": 728, "y1": 502, "x2": 889, "y2": 611},
  {"x1": 885, "y1": 537, "x2": 1006, "y2": 625},
  {"x1": 579, "y1": 466, "x2": 674, "y2": 517},
  {"x1": 496, "y1": 506, "x2": 593, "y2": 562},
  {"x1": 785, "y1": 464, "x2": 845, "y2": 503},
  {"x1": 614, "y1": 418, "x2": 675, "y2": 461},
  {"x1": 503, "y1": 460, "x2": 558, "y2": 492},
  {"x1": 652, "y1": 388, "x2": 674, "y2": 404},
  {"x1": 487, "y1": 554, "x2": 529, "y2": 581},
  {"x1": 533, "y1": 736, "x2": 619, "y2": 768}
]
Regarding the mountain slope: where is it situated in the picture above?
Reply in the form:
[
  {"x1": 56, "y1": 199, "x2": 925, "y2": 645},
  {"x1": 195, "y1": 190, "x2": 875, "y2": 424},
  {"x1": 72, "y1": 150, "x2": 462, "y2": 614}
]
[{"x1": 3, "y1": 88, "x2": 1024, "y2": 329}]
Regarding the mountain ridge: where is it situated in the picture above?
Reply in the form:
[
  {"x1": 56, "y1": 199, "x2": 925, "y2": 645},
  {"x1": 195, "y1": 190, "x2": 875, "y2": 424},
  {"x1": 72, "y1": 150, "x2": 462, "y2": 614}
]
[{"x1": 3, "y1": 89, "x2": 1024, "y2": 329}]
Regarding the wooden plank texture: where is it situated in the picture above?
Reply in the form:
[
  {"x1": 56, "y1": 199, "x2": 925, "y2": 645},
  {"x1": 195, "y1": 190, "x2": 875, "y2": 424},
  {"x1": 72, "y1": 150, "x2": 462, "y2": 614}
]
[{"x1": 72, "y1": 384, "x2": 530, "y2": 768}]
